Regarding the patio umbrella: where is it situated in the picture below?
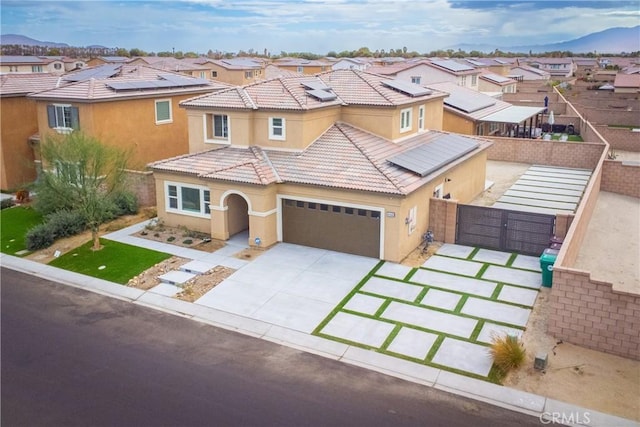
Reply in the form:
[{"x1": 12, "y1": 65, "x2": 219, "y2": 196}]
[{"x1": 548, "y1": 110, "x2": 555, "y2": 132}]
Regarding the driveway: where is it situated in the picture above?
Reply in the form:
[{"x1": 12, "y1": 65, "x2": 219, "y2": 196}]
[{"x1": 194, "y1": 241, "x2": 542, "y2": 380}]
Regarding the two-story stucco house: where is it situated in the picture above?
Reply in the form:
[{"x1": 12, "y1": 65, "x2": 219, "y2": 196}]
[
  {"x1": 148, "y1": 70, "x2": 493, "y2": 262},
  {"x1": 27, "y1": 64, "x2": 229, "y2": 172},
  {"x1": 369, "y1": 59, "x2": 482, "y2": 91},
  {"x1": 0, "y1": 73, "x2": 62, "y2": 190}
]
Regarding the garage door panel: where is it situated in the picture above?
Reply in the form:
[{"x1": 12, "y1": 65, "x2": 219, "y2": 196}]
[{"x1": 282, "y1": 199, "x2": 380, "y2": 258}]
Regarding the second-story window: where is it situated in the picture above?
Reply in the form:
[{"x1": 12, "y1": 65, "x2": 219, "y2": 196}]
[
  {"x1": 47, "y1": 104, "x2": 79, "y2": 132},
  {"x1": 32, "y1": 65, "x2": 43, "y2": 72},
  {"x1": 297, "y1": 66, "x2": 303, "y2": 73},
  {"x1": 205, "y1": 114, "x2": 230, "y2": 143},
  {"x1": 400, "y1": 108, "x2": 412, "y2": 133},
  {"x1": 471, "y1": 75, "x2": 477, "y2": 86},
  {"x1": 245, "y1": 71, "x2": 252, "y2": 79},
  {"x1": 411, "y1": 76, "x2": 421, "y2": 84},
  {"x1": 155, "y1": 99, "x2": 172, "y2": 124},
  {"x1": 418, "y1": 105, "x2": 425, "y2": 131},
  {"x1": 211, "y1": 71, "x2": 218, "y2": 78},
  {"x1": 269, "y1": 117, "x2": 286, "y2": 140},
  {"x1": 54, "y1": 63, "x2": 62, "y2": 70},
  {"x1": 460, "y1": 75, "x2": 467, "y2": 86}
]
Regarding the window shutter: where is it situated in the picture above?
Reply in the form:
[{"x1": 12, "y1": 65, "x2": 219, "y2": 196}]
[
  {"x1": 47, "y1": 105, "x2": 56, "y2": 128},
  {"x1": 70, "y1": 107, "x2": 80, "y2": 130}
]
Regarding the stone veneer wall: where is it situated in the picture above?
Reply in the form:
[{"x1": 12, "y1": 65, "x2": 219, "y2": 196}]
[{"x1": 124, "y1": 169, "x2": 156, "y2": 207}]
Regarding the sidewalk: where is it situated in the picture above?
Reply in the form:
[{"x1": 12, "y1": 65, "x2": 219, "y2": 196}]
[{"x1": 1, "y1": 220, "x2": 637, "y2": 427}]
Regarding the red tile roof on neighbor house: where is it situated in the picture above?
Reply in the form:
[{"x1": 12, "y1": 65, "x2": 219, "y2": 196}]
[
  {"x1": 614, "y1": 73, "x2": 640, "y2": 89},
  {"x1": 149, "y1": 122, "x2": 491, "y2": 195},
  {"x1": 27, "y1": 64, "x2": 229, "y2": 102},
  {"x1": 181, "y1": 69, "x2": 447, "y2": 111},
  {"x1": 0, "y1": 73, "x2": 64, "y2": 97}
]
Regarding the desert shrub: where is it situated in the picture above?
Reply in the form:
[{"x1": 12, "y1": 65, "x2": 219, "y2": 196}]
[
  {"x1": 46, "y1": 210, "x2": 87, "y2": 239},
  {"x1": 490, "y1": 333, "x2": 526, "y2": 373},
  {"x1": 111, "y1": 191, "x2": 138, "y2": 216},
  {"x1": 1, "y1": 198, "x2": 15, "y2": 209},
  {"x1": 167, "y1": 236, "x2": 176, "y2": 242},
  {"x1": 182, "y1": 239, "x2": 193, "y2": 245},
  {"x1": 25, "y1": 223, "x2": 55, "y2": 250}
]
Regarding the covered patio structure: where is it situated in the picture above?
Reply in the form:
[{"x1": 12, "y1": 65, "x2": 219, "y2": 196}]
[{"x1": 481, "y1": 106, "x2": 546, "y2": 139}]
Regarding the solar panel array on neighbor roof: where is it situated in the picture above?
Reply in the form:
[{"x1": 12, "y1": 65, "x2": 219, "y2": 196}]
[
  {"x1": 106, "y1": 74, "x2": 209, "y2": 91},
  {"x1": 63, "y1": 64, "x2": 121, "y2": 82},
  {"x1": 444, "y1": 91, "x2": 496, "y2": 114},
  {"x1": 482, "y1": 74, "x2": 512, "y2": 84},
  {"x1": 430, "y1": 59, "x2": 475, "y2": 72},
  {"x1": 381, "y1": 79, "x2": 432, "y2": 97},
  {"x1": 301, "y1": 80, "x2": 332, "y2": 91},
  {"x1": 387, "y1": 134, "x2": 479, "y2": 177},
  {"x1": 305, "y1": 88, "x2": 338, "y2": 101}
]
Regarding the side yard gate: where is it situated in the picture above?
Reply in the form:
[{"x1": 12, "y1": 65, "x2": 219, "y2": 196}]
[{"x1": 455, "y1": 205, "x2": 555, "y2": 256}]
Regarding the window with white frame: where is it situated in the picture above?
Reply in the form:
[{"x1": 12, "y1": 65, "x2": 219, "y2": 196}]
[
  {"x1": 460, "y1": 75, "x2": 467, "y2": 86},
  {"x1": 297, "y1": 66, "x2": 304, "y2": 73},
  {"x1": 166, "y1": 183, "x2": 211, "y2": 217},
  {"x1": 400, "y1": 108, "x2": 412, "y2": 133},
  {"x1": 47, "y1": 104, "x2": 79, "y2": 131},
  {"x1": 32, "y1": 65, "x2": 43, "y2": 72},
  {"x1": 211, "y1": 71, "x2": 218, "y2": 78},
  {"x1": 244, "y1": 71, "x2": 252, "y2": 79},
  {"x1": 205, "y1": 114, "x2": 230, "y2": 142},
  {"x1": 269, "y1": 117, "x2": 286, "y2": 140},
  {"x1": 155, "y1": 99, "x2": 172, "y2": 124},
  {"x1": 54, "y1": 63, "x2": 62, "y2": 70},
  {"x1": 411, "y1": 76, "x2": 421, "y2": 84},
  {"x1": 471, "y1": 75, "x2": 477, "y2": 86},
  {"x1": 418, "y1": 105, "x2": 425, "y2": 131}
]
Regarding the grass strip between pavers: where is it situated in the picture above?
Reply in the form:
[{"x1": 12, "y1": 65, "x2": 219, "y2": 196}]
[
  {"x1": 48, "y1": 238, "x2": 172, "y2": 284},
  {"x1": 453, "y1": 294, "x2": 468, "y2": 314},
  {"x1": 490, "y1": 283, "x2": 504, "y2": 300},
  {"x1": 475, "y1": 263, "x2": 490, "y2": 279},
  {"x1": 467, "y1": 247, "x2": 480, "y2": 260},
  {"x1": 380, "y1": 324, "x2": 403, "y2": 351},
  {"x1": 414, "y1": 286, "x2": 429, "y2": 305},
  {"x1": 469, "y1": 320, "x2": 485, "y2": 342},
  {"x1": 505, "y1": 253, "x2": 518, "y2": 267}
]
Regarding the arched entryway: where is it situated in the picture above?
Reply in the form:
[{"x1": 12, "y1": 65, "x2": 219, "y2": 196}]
[{"x1": 224, "y1": 193, "x2": 250, "y2": 238}]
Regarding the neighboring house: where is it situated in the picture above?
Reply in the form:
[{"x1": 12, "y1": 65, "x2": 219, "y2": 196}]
[
  {"x1": 463, "y1": 58, "x2": 514, "y2": 76},
  {"x1": 86, "y1": 56, "x2": 130, "y2": 67},
  {"x1": 0, "y1": 73, "x2": 62, "y2": 189},
  {"x1": 425, "y1": 59, "x2": 482, "y2": 90},
  {"x1": 573, "y1": 58, "x2": 598, "y2": 80},
  {"x1": 263, "y1": 64, "x2": 302, "y2": 80},
  {"x1": 0, "y1": 56, "x2": 52, "y2": 74},
  {"x1": 185, "y1": 57, "x2": 266, "y2": 85},
  {"x1": 148, "y1": 70, "x2": 492, "y2": 262},
  {"x1": 27, "y1": 64, "x2": 229, "y2": 171},
  {"x1": 613, "y1": 73, "x2": 640, "y2": 94},
  {"x1": 274, "y1": 58, "x2": 332, "y2": 74},
  {"x1": 128, "y1": 56, "x2": 211, "y2": 79},
  {"x1": 331, "y1": 58, "x2": 370, "y2": 71},
  {"x1": 40, "y1": 56, "x2": 87, "y2": 72},
  {"x1": 478, "y1": 73, "x2": 518, "y2": 94},
  {"x1": 427, "y1": 81, "x2": 544, "y2": 138},
  {"x1": 525, "y1": 57, "x2": 576, "y2": 78},
  {"x1": 508, "y1": 65, "x2": 550, "y2": 81}
]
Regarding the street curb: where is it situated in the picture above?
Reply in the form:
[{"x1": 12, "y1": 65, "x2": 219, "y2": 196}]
[{"x1": 2, "y1": 254, "x2": 638, "y2": 427}]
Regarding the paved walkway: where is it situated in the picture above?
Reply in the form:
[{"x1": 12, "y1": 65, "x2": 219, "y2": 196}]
[{"x1": 1, "y1": 219, "x2": 636, "y2": 427}]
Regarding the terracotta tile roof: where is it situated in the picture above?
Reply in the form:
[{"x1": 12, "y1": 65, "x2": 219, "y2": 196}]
[
  {"x1": 614, "y1": 73, "x2": 640, "y2": 88},
  {"x1": 27, "y1": 65, "x2": 228, "y2": 102},
  {"x1": 263, "y1": 64, "x2": 303, "y2": 80},
  {"x1": 0, "y1": 73, "x2": 63, "y2": 97},
  {"x1": 149, "y1": 122, "x2": 491, "y2": 195},
  {"x1": 181, "y1": 70, "x2": 447, "y2": 111}
]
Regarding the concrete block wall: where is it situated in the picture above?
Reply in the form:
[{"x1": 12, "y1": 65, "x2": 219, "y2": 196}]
[
  {"x1": 124, "y1": 169, "x2": 156, "y2": 207},
  {"x1": 581, "y1": 108, "x2": 640, "y2": 126},
  {"x1": 594, "y1": 125, "x2": 640, "y2": 152},
  {"x1": 428, "y1": 197, "x2": 457, "y2": 244},
  {"x1": 486, "y1": 137, "x2": 604, "y2": 170},
  {"x1": 548, "y1": 269, "x2": 640, "y2": 360},
  {"x1": 601, "y1": 160, "x2": 640, "y2": 198}
]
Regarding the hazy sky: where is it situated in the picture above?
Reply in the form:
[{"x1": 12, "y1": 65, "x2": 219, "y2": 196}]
[{"x1": 2, "y1": 0, "x2": 639, "y2": 54}]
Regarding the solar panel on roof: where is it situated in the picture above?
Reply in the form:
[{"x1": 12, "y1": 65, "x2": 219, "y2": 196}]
[
  {"x1": 431, "y1": 60, "x2": 474, "y2": 72},
  {"x1": 466, "y1": 59, "x2": 485, "y2": 67},
  {"x1": 301, "y1": 80, "x2": 331, "y2": 91},
  {"x1": 444, "y1": 91, "x2": 496, "y2": 113},
  {"x1": 106, "y1": 74, "x2": 209, "y2": 91},
  {"x1": 158, "y1": 73, "x2": 209, "y2": 85},
  {"x1": 306, "y1": 89, "x2": 337, "y2": 101},
  {"x1": 382, "y1": 79, "x2": 432, "y2": 97},
  {"x1": 387, "y1": 134, "x2": 479, "y2": 177},
  {"x1": 63, "y1": 64, "x2": 121, "y2": 82},
  {"x1": 483, "y1": 74, "x2": 511, "y2": 83}
]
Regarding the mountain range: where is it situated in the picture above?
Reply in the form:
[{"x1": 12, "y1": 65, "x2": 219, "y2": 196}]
[{"x1": 2, "y1": 26, "x2": 639, "y2": 54}]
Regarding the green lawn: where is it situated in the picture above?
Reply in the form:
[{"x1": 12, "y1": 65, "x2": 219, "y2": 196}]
[
  {"x1": 549, "y1": 134, "x2": 584, "y2": 142},
  {"x1": 49, "y1": 238, "x2": 171, "y2": 284},
  {"x1": 0, "y1": 206, "x2": 45, "y2": 256}
]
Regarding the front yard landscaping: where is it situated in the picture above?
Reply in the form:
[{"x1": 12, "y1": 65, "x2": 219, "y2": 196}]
[
  {"x1": 0, "y1": 205, "x2": 44, "y2": 256},
  {"x1": 49, "y1": 238, "x2": 171, "y2": 284}
]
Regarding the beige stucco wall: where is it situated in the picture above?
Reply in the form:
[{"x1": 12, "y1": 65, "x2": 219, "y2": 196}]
[
  {"x1": 153, "y1": 146, "x2": 488, "y2": 262},
  {"x1": 0, "y1": 96, "x2": 38, "y2": 189},
  {"x1": 35, "y1": 92, "x2": 206, "y2": 170},
  {"x1": 442, "y1": 110, "x2": 475, "y2": 135}
]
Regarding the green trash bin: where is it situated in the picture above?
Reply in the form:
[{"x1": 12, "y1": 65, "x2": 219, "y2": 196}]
[{"x1": 540, "y1": 248, "x2": 559, "y2": 287}]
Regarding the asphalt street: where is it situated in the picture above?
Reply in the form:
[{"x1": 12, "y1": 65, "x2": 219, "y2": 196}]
[{"x1": 1, "y1": 267, "x2": 546, "y2": 427}]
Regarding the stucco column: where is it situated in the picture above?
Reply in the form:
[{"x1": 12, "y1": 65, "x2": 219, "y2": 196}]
[{"x1": 210, "y1": 208, "x2": 228, "y2": 240}]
